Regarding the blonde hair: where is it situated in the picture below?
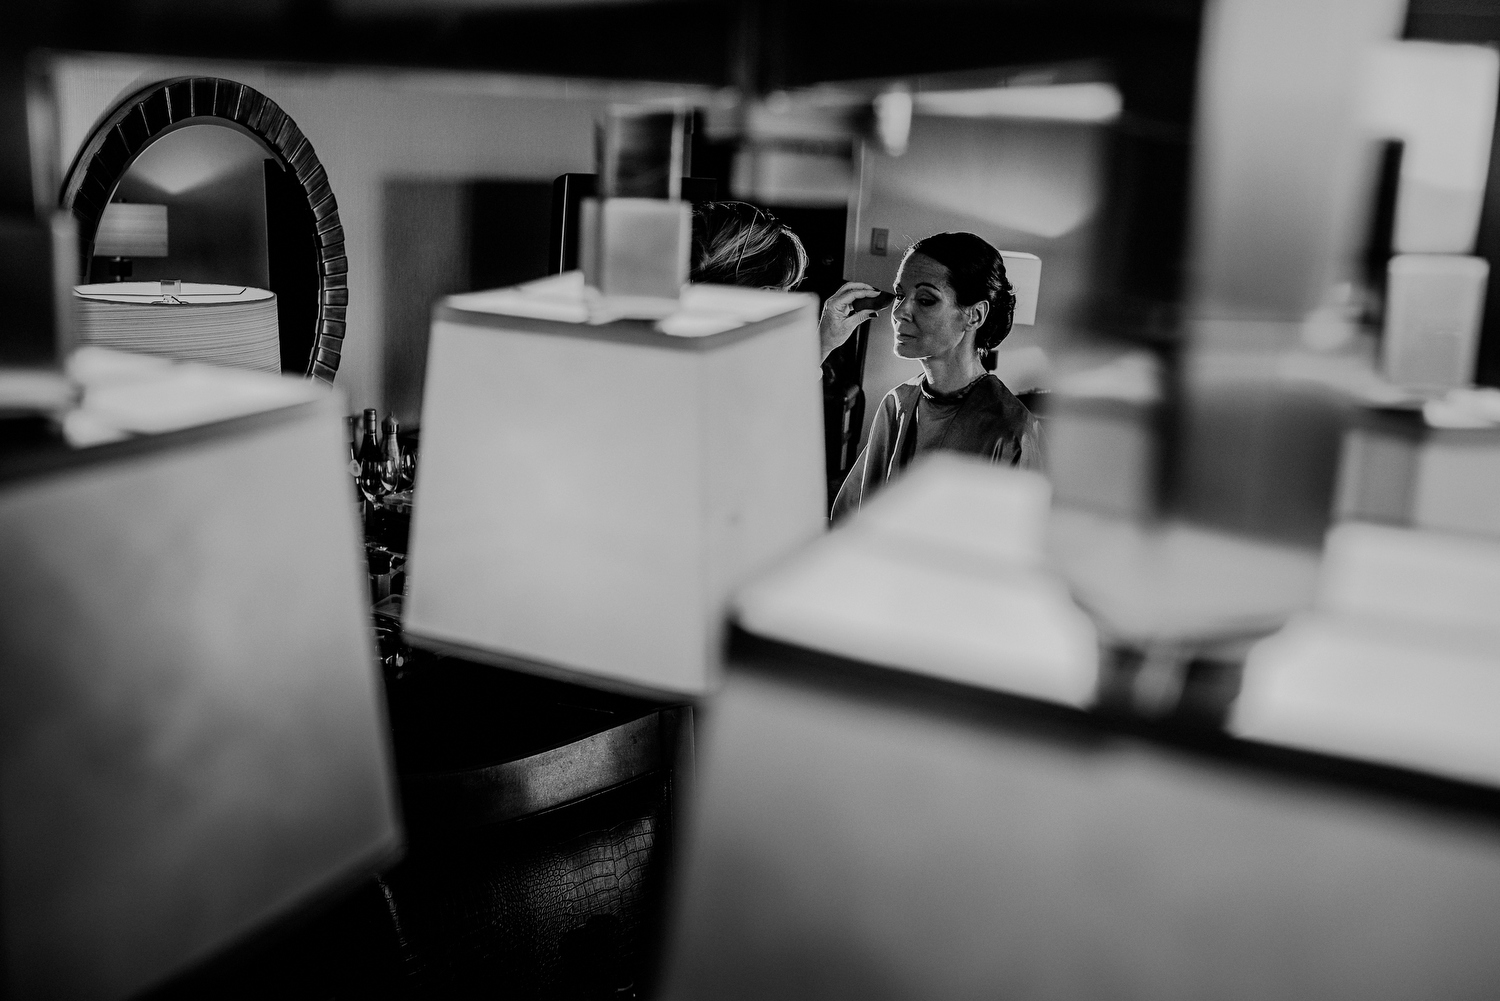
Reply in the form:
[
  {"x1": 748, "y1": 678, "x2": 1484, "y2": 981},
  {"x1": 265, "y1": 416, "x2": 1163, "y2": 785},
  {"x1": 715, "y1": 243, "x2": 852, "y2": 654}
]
[{"x1": 690, "y1": 201, "x2": 808, "y2": 290}]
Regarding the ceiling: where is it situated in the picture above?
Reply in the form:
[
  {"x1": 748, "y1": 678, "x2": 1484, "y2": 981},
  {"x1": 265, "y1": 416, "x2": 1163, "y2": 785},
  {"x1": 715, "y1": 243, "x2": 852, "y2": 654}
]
[{"x1": 17, "y1": 0, "x2": 1202, "y2": 100}]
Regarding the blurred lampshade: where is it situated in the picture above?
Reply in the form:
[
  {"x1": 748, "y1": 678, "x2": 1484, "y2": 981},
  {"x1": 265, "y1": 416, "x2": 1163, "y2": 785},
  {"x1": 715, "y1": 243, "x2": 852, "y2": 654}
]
[
  {"x1": 93, "y1": 203, "x2": 168, "y2": 258},
  {"x1": 731, "y1": 145, "x2": 853, "y2": 207},
  {"x1": 0, "y1": 374, "x2": 399, "y2": 1000},
  {"x1": 1383, "y1": 253, "x2": 1488, "y2": 389}
]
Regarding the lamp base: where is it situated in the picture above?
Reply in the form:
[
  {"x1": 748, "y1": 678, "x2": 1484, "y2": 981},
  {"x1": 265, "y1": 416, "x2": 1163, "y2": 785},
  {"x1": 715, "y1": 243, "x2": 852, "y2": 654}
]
[{"x1": 104, "y1": 256, "x2": 133, "y2": 282}]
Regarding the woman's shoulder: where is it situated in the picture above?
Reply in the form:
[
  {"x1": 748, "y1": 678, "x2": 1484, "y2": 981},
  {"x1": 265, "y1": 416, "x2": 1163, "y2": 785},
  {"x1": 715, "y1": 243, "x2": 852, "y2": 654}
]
[
  {"x1": 879, "y1": 377, "x2": 925, "y2": 409},
  {"x1": 971, "y1": 374, "x2": 1034, "y2": 421},
  {"x1": 952, "y1": 375, "x2": 1036, "y2": 443},
  {"x1": 960, "y1": 376, "x2": 1043, "y2": 467}
]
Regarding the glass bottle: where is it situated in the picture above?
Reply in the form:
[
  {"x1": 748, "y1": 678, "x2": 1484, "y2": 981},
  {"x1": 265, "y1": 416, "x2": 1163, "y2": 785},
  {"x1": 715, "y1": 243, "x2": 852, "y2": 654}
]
[
  {"x1": 355, "y1": 408, "x2": 385, "y2": 523},
  {"x1": 380, "y1": 414, "x2": 402, "y2": 495},
  {"x1": 347, "y1": 414, "x2": 361, "y2": 487}
]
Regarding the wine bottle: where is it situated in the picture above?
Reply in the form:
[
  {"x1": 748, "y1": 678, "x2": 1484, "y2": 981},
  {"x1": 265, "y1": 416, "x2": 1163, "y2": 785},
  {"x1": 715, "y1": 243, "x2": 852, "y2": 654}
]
[
  {"x1": 380, "y1": 414, "x2": 402, "y2": 494},
  {"x1": 347, "y1": 414, "x2": 360, "y2": 474},
  {"x1": 355, "y1": 408, "x2": 385, "y2": 521}
]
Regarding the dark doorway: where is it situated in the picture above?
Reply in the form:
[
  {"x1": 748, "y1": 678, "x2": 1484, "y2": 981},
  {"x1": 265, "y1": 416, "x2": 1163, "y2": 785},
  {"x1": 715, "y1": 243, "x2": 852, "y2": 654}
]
[{"x1": 265, "y1": 158, "x2": 320, "y2": 376}]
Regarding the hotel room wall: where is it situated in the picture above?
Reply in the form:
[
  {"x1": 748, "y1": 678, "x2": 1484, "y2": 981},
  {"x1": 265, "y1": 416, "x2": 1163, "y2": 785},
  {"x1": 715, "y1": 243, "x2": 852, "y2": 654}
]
[
  {"x1": 846, "y1": 115, "x2": 1110, "y2": 447},
  {"x1": 51, "y1": 55, "x2": 700, "y2": 414},
  {"x1": 381, "y1": 179, "x2": 556, "y2": 426}
]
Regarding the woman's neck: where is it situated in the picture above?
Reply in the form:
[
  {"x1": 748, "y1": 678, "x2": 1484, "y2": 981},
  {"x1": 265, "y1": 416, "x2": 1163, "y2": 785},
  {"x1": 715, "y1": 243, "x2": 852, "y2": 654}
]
[{"x1": 921, "y1": 352, "x2": 986, "y2": 395}]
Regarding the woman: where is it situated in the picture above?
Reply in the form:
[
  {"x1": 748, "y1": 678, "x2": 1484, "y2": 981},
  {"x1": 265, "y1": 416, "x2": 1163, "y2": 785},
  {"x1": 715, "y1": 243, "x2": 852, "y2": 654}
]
[
  {"x1": 690, "y1": 200, "x2": 808, "y2": 291},
  {"x1": 823, "y1": 232, "x2": 1043, "y2": 521}
]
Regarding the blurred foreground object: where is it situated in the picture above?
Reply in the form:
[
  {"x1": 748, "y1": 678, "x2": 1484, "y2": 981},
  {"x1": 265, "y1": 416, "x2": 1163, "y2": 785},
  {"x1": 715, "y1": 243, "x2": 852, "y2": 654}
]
[
  {"x1": 662, "y1": 579, "x2": 1500, "y2": 1001},
  {"x1": 1336, "y1": 390, "x2": 1500, "y2": 538},
  {"x1": 739, "y1": 453, "x2": 1320, "y2": 713},
  {"x1": 405, "y1": 272, "x2": 824, "y2": 696},
  {"x1": 1042, "y1": 352, "x2": 1163, "y2": 520},
  {"x1": 1362, "y1": 41, "x2": 1499, "y2": 257},
  {"x1": 735, "y1": 455, "x2": 1098, "y2": 707},
  {"x1": 0, "y1": 349, "x2": 400, "y2": 1000},
  {"x1": 716, "y1": 94, "x2": 858, "y2": 207},
  {"x1": 1382, "y1": 254, "x2": 1489, "y2": 390},
  {"x1": 0, "y1": 213, "x2": 76, "y2": 372},
  {"x1": 580, "y1": 107, "x2": 691, "y2": 319},
  {"x1": 1234, "y1": 522, "x2": 1500, "y2": 787},
  {"x1": 1170, "y1": 0, "x2": 1407, "y2": 544},
  {"x1": 657, "y1": 440, "x2": 1500, "y2": 1000}
]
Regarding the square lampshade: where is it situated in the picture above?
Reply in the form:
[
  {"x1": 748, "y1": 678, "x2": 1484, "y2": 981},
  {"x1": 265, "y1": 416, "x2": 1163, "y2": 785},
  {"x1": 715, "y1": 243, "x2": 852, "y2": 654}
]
[
  {"x1": 0, "y1": 373, "x2": 399, "y2": 1000},
  {"x1": 404, "y1": 274, "x2": 827, "y2": 696},
  {"x1": 93, "y1": 203, "x2": 168, "y2": 258}
]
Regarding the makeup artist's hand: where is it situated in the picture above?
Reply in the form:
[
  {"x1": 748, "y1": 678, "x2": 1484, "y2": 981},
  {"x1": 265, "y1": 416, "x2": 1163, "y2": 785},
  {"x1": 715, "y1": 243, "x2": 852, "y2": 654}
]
[{"x1": 819, "y1": 282, "x2": 882, "y2": 362}]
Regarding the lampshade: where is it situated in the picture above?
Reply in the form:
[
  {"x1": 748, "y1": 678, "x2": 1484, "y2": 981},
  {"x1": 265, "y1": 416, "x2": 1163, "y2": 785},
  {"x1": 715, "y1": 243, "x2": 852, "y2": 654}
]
[
  {"x1": 404, "y1": 272, "x2": 827, "y2": 696},
  {"x1": 75, "y1": 282, "x2": 280, "y2": 374},
  {"x1": 92, "y1": 203, "x2": 168, "y2": 258},
  {"x1": 0, "y1": 373, "x2": 398, "y2": 1000}
]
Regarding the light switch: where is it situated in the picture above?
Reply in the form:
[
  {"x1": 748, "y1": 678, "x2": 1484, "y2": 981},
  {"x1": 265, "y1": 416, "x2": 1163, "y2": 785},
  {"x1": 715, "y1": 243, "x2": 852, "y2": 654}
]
[{"x1": 870, "y1": 227, "x2": 889, "y2": 256}]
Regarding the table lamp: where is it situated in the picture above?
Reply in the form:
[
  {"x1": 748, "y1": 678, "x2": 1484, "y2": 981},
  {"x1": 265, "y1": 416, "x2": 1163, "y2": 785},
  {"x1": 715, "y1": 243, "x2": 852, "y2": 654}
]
[
  {"x1": 404, "y1": 272, "x2": 826, "y2": 697},
  {"x1": 0, "y1": 354, "x2": 400, "y2": 1000},
  {"x1": 92, "y1": 202, "x2": 168, "y2": 281}
]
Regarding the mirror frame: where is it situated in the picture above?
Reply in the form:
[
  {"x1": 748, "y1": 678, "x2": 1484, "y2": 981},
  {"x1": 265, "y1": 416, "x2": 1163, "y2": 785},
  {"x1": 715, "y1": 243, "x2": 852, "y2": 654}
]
[{"x1": 59, "y1": 77, "x2": 347, "y2": 385}]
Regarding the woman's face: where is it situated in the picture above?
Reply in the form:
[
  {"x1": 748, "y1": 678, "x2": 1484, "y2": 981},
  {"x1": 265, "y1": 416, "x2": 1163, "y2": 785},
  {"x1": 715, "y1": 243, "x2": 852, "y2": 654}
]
[{"x1": 891, "y1": 253, "x2": 976, "y2": 362}]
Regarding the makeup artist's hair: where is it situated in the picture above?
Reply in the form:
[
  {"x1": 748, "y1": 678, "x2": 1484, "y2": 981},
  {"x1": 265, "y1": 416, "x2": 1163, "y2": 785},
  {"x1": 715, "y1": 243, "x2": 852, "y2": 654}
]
[
  {"x1": 690, "y1": 201, "x2": 808, "y2": 291},
  {"x1": 904, "y1": 232, "x2": 1017, "y2": 370}
]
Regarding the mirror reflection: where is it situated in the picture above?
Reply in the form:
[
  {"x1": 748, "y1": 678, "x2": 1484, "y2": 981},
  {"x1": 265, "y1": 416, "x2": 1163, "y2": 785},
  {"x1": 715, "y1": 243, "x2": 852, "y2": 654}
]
[{"x1": 93, "y1": 124, "x2": 272, "y2": 287}]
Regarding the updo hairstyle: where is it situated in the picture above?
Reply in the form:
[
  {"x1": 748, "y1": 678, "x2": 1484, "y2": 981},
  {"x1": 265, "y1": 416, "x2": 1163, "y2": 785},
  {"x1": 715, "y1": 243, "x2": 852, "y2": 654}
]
[
  {"x1": 904, "y1": 232, "x2": 1017, "y2": 371},
  {"x1": 690, "y1": 200, "x2": 808, "y2": 291}
]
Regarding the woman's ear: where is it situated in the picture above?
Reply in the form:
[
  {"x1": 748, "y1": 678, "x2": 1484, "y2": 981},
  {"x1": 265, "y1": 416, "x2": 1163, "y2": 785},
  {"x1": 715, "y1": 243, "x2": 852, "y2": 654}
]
[{"x1": 968, "y1": 299, "x2": 990, "y2": 333}]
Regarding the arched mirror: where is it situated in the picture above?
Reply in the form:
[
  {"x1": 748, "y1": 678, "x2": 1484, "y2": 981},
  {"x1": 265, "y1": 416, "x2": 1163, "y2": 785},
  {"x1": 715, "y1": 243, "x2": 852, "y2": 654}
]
[{"x1": 59, "y1": 77, "x2": 347, "y2": 384}]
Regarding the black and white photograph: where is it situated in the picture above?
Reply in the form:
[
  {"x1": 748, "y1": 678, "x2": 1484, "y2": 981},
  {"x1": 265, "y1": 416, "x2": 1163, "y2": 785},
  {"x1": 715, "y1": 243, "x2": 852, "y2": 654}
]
[{"x1": 4, "y1": 0, "x2": 1500, "y2": 997}]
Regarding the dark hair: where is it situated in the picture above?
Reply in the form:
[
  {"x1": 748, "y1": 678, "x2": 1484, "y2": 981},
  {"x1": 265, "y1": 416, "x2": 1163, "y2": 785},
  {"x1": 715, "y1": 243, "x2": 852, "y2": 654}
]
[
  {"x1": 903, "y1": 232, "x2": 1016, "y2": 370},
  {"x1": 690, "y1": 201, "x2": 808, "y2": 291}
]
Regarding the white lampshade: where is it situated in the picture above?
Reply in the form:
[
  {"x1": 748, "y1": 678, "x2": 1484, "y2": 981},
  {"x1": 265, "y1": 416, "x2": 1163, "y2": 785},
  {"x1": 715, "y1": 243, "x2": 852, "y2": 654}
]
[
  {"x1": 404, "y1": 272, "x2": 827, "y2": 696},
  {"x1": 0, "y1": 379, "x2": 398, "y2": 1000},
  {"x1": 1001, "y1": 251, "x2": 1041, "y2": 326},
  {"x1": 93, "y1": 203, "x2": 168, "y2": 258},
  {"x1": 75, "y1": 282, "x2": 281, "y2": 374}
]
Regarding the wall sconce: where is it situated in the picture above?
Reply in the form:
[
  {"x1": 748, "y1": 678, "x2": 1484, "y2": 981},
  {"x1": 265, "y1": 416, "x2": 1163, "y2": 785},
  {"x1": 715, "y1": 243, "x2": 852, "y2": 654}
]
[{"x1": 93, "y1": 203, "x2": 168, "y2": 282}]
